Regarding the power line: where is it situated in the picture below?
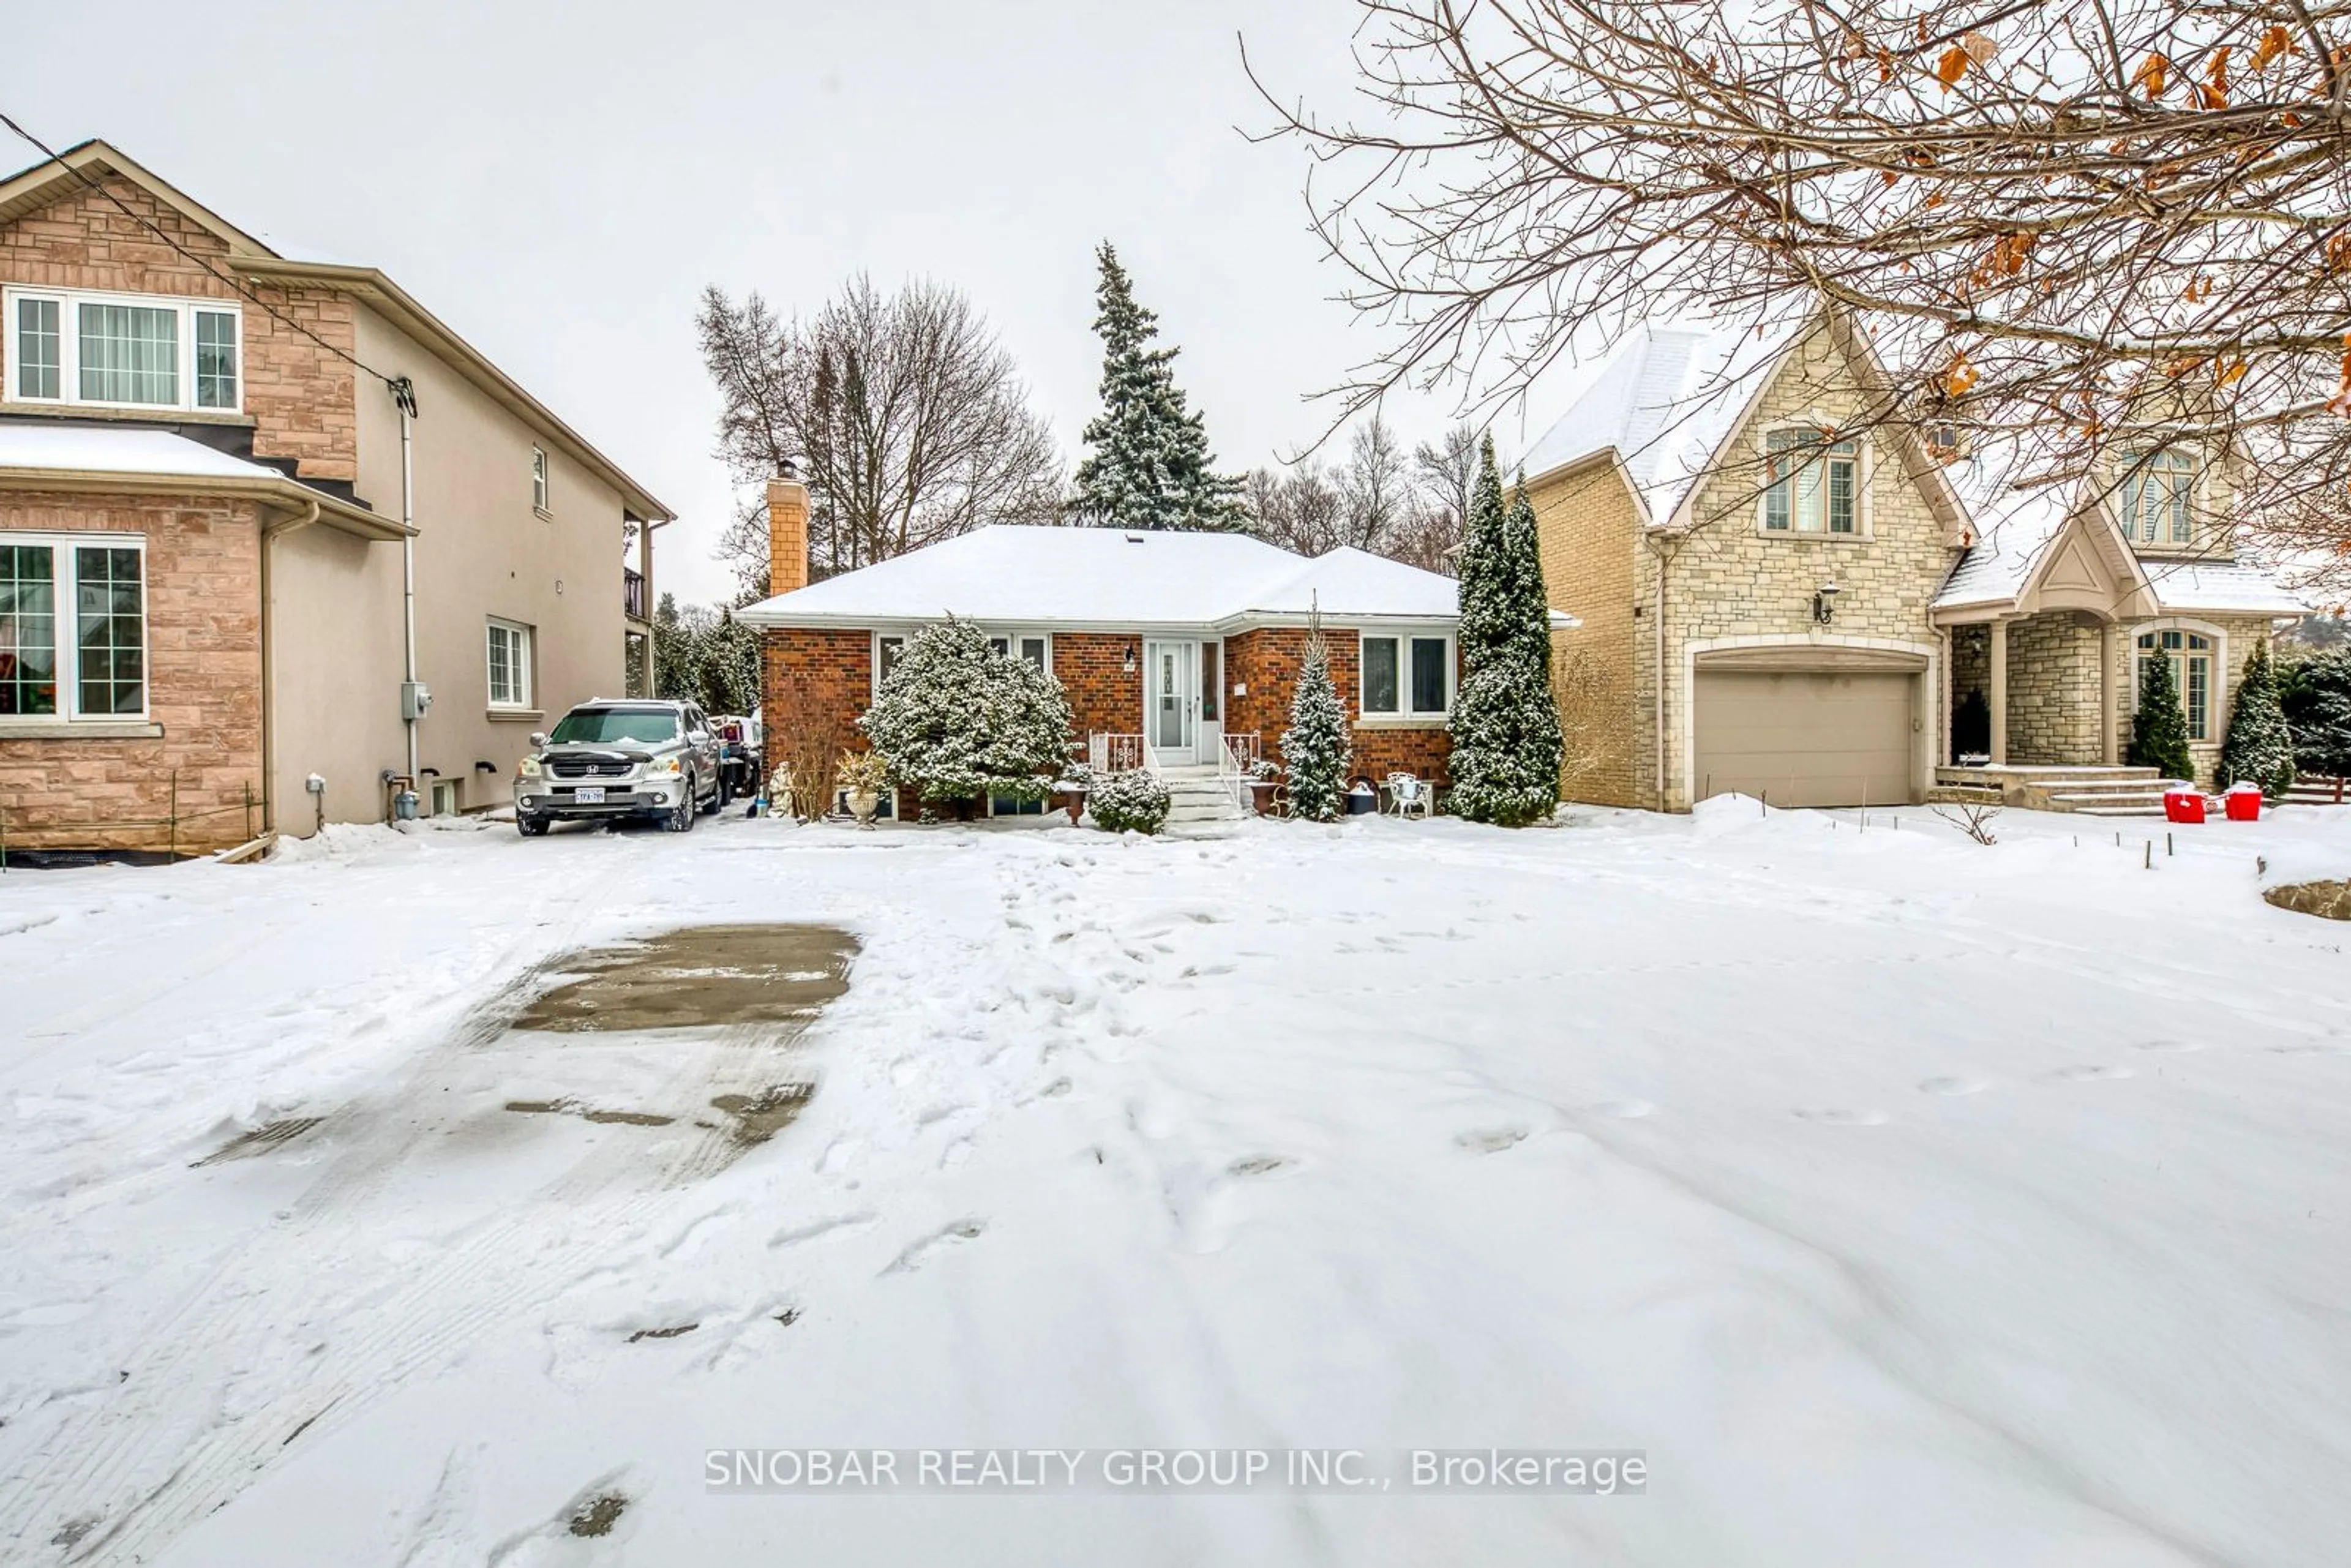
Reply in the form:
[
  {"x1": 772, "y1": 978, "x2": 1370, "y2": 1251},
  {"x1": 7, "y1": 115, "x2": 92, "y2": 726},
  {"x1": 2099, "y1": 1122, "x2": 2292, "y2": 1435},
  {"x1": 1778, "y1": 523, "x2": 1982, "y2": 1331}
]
[{"x1": 0, "y1": 110, "x2": 408, "y2": 402}]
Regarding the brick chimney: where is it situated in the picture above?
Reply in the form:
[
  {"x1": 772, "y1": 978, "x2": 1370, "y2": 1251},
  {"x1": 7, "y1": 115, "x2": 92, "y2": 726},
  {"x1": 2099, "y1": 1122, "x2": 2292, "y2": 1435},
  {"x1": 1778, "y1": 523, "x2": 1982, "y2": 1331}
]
[{"x1": 766, "y1": 478, "x2": 810, "y2": 595}]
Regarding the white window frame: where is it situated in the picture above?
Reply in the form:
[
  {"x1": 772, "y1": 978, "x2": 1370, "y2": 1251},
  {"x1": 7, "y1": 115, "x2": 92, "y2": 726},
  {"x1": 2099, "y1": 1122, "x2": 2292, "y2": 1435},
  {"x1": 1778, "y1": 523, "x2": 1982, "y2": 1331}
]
[
  {"x1": 2132, "y1": 624, "x2": 2219, "y2": 743},
  {"x1": 486, "y1": 618, "x2": 534, "y2": 710},
  {"x1": 0, "y1": 531, "x2": 149, "y2": 724},
  {"x1": 4, "y1": 286, "x2": 242, "y2": 414},
  {"x1": 2121, "y1": 449, "x2": 2197, "y2": 547},
  {"x1": 1760, "y1": 426, "x2": 1864, "y2": 536},
  {"x1": 984, "y1": 629, "x2": 1052, "y2": 673},
  {"x1": 1357, "y1": 629, "x2": 1453, "y2": 719},
  {"x1": 530, "y1": 446, "x2": 551, "y2": 515},
  {"x1": 872, "y1": 631, "x2": 907, "y2": 700}
]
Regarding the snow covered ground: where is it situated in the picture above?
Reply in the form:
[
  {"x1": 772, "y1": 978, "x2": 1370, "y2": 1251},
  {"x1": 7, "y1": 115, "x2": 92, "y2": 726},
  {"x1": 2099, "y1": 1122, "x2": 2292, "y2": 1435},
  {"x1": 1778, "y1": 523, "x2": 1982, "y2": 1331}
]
[{"x1": 1, "y1": 800, "x2": 2349, "y2": 1566}]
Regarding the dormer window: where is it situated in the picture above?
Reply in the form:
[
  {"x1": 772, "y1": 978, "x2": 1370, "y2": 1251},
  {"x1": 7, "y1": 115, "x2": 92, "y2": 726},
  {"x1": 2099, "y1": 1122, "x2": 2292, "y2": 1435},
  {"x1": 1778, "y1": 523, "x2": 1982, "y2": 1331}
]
[
  {"x1": 1763, "y1": 429, "x2": 1858, "y2": 533},
  {"x1": 2122, "y1": 449, "x2": 2195, "y2": 546}
]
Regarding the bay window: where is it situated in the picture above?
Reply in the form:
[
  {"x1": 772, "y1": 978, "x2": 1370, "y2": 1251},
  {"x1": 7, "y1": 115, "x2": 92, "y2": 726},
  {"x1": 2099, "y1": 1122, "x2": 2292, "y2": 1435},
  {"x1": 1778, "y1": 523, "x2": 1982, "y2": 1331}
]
[
  {"x1": 6, "y1": 287, "x2": 242, "y2": 413},
  {"x1": 1360, "y1": 632, "x2": 1451, "y2": 718},
  {"x1": 1763, "y1": 429, "x2": 1858, "y2": 533},
  {"x1": 0, "y1": 536, "x2": 146, "y2": 722}
]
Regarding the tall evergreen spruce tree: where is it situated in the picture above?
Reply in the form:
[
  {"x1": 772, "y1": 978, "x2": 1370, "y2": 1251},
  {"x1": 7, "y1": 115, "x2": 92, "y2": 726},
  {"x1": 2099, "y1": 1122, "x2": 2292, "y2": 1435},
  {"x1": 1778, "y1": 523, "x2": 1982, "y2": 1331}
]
[
  {"x1": 1444, "y1": 441, "x2": 1564, "y2": 825},
  {"x1": 2216, "y1": 640, "x2": 2296, "y2": 799},
  {"x1": 1281, "y1": 601, "x2": 1352, "y2": 820},
  {"x1": 2282, "y1": 646, "x2": 2351, "y2": 779},
  {"x1": 2128, "y1": 645, "x2": 2195, "y2": 781},
  {"x1": 1072, "y1": 244, "x2": 1248, "y2": 533}
]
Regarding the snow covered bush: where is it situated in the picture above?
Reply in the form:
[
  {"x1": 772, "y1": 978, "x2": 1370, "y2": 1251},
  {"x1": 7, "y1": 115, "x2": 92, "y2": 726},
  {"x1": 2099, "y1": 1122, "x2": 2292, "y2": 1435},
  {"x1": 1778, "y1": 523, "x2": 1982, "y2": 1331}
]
[
  {"x1": 2282, "y1": 646, "x2": 2351, "y2": 781},
  {"x1": 2128, "y1": 648, "x2": 2194, "y2": 781},
  {"x1": 2217, "y1": 641, "x2": 2295, "y2": 801},
  {"x1": 860, "y1": 617, "x2": 1073, "y2": 814},
  {"x1": 1088, "y1": 768, "x2": 1171, "y2": 834},
  {"x1": 1446, "y1": 441, "x2": 1564, "y2": 826},
  {"x1": 1281, "y1": 612, "x2": 1352, "y2": 821}
]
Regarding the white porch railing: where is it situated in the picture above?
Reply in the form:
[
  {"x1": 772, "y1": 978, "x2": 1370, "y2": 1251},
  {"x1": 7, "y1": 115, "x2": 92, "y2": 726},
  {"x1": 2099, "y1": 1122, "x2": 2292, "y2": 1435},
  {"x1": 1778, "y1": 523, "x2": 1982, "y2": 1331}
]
[
  {"x1": 1219, "y1": 732, "x2": 1261, "y2": 807},
  {"x1": 1089, "y1": 733, "x2": 1146, "y2": 775}
]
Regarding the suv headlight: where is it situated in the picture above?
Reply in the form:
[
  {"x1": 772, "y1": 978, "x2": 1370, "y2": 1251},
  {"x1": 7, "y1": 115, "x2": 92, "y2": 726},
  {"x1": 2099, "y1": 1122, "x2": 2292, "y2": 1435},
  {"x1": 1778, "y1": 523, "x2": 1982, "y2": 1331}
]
[
  {"x1": 517, "y1": 756, "x2": 543, "y2": 779},
  {"x1": 644, "y1": 755, "x2": 683, "y2": 778}
]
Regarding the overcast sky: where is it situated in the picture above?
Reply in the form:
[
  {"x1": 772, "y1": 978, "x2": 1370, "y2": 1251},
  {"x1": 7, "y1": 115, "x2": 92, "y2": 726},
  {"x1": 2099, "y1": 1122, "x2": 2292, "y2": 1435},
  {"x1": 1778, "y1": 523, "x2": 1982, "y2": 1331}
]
[{"x1": 5, "y1": 1, "x2": 1570, "y2": 603}]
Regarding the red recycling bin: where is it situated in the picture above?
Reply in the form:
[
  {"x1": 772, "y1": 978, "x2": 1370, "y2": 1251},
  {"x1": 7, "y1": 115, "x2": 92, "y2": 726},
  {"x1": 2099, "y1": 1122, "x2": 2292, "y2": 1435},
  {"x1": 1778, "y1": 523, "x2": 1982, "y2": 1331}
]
[
  {"x1": 2223, "y1": 787, "x2": 2262, "y2": 822},
  {"x1": 2163, "y1": 789, "x2": 2206, "y2": 825}
]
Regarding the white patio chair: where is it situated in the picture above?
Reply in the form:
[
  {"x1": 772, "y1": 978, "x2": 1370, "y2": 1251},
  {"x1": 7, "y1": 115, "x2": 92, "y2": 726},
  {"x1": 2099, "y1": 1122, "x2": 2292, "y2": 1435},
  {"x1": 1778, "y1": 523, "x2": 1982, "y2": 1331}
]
[{"x1": 1385, "y1": 772, "x2": 1431, "y2": 820}]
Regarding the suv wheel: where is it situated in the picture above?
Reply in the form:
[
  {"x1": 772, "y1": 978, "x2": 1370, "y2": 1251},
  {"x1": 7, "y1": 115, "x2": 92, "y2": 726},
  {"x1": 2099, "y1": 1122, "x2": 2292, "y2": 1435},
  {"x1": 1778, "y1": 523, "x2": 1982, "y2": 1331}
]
[
  {"x1": 665, "y1": 776, "x2": 697, "y2": 833},
  {"x1": 517, "y1": 812, "x2": 550, "y2": 838}
]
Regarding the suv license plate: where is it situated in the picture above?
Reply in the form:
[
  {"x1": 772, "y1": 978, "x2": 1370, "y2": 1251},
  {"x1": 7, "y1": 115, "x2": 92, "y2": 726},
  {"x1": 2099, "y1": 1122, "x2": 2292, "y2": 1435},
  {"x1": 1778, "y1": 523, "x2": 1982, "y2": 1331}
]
[{"x1": 574, "y1": 787, "x2": 605, "y2": 804}]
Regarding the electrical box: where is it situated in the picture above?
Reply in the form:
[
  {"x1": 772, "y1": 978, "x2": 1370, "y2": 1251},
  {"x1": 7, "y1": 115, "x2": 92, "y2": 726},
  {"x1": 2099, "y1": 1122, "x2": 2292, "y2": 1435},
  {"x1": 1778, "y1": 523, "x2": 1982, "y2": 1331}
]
[{"x1": 401, "y1": 681, "x2": 433, "y2": 721}]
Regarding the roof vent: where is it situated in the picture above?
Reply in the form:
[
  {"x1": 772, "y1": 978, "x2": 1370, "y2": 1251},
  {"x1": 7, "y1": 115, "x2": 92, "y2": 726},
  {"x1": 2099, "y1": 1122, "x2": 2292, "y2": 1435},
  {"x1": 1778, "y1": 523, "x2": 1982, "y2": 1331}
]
[{"x1": 1123, "y1": 533, "x2": 1146, "y2": 543}]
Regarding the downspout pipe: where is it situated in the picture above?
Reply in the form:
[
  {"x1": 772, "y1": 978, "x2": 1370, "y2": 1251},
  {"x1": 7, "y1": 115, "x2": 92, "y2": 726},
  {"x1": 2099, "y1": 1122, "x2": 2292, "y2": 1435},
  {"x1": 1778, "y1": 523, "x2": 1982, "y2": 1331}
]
[
  {"x1": 258, "y1": 499, "x2": 322, "y2": 835},
  {"x1": 394, "y1": 378, "x2": 420, "y2": 787},
  {"x1": 1650, "y1": 531, "x2": 1673, "y2": 811}
]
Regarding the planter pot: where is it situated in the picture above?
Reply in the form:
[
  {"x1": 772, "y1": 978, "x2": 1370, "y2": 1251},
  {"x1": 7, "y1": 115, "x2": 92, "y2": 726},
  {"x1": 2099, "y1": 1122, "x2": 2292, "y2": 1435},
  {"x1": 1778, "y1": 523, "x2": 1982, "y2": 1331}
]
[
  {"x1": 1052, "y1": 788, "x2": 1087, "y2": 824},
  {"x1": 1248, "y1": 781, "x2": 1279, "y2": 816},
  {"x1": 847, "y1": 788, "x2": 879, "y2": 827},
  {"x1": 1344, "y1": 783, "x2": 1378, "y2": 816}
]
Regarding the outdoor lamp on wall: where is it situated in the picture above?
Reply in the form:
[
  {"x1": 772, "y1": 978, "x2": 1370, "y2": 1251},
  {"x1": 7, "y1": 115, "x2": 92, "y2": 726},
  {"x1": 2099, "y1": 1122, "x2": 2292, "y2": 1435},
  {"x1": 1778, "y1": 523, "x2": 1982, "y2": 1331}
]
[
  {"x1": 1812, "y1": 582, "x2": 1840, "y2": 626},
  {"x1": 1123, "y1": 647, "x2": 1136, "y2": 674}
]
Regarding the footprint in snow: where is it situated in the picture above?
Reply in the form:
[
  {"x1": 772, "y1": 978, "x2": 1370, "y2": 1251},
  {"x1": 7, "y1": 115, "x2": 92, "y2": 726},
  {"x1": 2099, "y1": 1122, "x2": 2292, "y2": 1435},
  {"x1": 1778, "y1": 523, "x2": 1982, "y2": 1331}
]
[
  {"x1": 2050, "y1": 1063, "x2": 2135, "y2": 1082},
  {"x1": 883, "y1": 1218, "x2": 987, "y2": 1275},
  {"x1": 1226, "y1": 1155, "x2": 1295, "y2": 1177},
  {"x1": 1917, "y1": 1076, "x2": 1990, "y2": 1096},
  {"x1": 1457, "y1": 1126, "x2": 1528, "y2": 1154},
  {"x1": 1793, "y1": 1107, "x2": 1889, "y2": 1126}
]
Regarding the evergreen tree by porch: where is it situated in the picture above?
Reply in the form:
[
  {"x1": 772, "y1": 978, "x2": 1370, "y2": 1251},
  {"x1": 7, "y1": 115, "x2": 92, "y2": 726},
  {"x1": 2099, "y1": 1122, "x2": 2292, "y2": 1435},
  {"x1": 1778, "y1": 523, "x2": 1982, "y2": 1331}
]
[
  {"x1": 2282, "y1": 646, "x2": 2351, "y2": 780},
  {"x1": 1444, "y1": 441, "x2": 1564, "y2": 825},
  {"x1": 860, "y1": 617, "x2": 1073, "y2": 812},
  {"x1": 1281, "y1": 602, "x2": 1352, "y2": 821},
  {"x1": 2128, "y1": 643, "x2": 2195, "y2": 781},
  {"x1": 2217, "y1": 640, "x2": 2296, "y2": 800},
  {"x1": 1071, "y1": 243, "x2": 1248, "y2": 533}
]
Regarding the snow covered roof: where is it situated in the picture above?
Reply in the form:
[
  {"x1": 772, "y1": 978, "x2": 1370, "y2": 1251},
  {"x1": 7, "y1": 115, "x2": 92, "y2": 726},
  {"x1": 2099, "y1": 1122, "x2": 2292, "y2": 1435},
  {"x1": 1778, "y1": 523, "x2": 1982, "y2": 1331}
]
[
  {"x1": 2137, "y1": 555, "x2": 2309, "y2": 616},
  {"x1": 0, "y1": 422, "x2": 293, "y2": 481},
  {"x1": 0, "y1": 421, "x2": 411, "y2": 539},
  {"x1": 737, "y1": 525, "x2": 1565, "y2": 631},
  {"x1": 1518, "y1": 318, "x2": 1800, "y2": 523}
]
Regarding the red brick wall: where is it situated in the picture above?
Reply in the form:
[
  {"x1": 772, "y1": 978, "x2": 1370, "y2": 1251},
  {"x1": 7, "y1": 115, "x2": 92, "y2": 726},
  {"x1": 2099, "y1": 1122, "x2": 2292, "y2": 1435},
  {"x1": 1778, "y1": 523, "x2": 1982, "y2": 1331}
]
[
  {"x1": 1054, "y1": 632, "x2": 1141, "y2": 740},
  {"x1": 0, "y1": 491, "x2": 264, "y2": 853},
  {"x1": 760, "y1": 628, "x2": 871, "y2": 776},
  {"x1": 1226, "y1": 626, "x2": 1453, "y2": 786},
  {"x1": 0, "y1": 177, "x2": 361, "y2": 482}
]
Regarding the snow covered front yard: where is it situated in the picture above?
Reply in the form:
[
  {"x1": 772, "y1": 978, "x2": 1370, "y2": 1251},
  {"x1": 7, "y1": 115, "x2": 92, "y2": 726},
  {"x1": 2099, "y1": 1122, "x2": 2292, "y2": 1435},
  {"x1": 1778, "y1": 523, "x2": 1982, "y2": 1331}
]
[{"x1": 2, "y1": 803, "x2": 2349, "y2": 1566}]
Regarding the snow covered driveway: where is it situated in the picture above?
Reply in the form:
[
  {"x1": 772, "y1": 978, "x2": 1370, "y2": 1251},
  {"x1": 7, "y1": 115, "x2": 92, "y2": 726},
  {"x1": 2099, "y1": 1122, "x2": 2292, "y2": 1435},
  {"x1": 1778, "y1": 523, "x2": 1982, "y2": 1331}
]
[{"x1": 2, "y1": 804, "x2": 2349, "y2": 1566}]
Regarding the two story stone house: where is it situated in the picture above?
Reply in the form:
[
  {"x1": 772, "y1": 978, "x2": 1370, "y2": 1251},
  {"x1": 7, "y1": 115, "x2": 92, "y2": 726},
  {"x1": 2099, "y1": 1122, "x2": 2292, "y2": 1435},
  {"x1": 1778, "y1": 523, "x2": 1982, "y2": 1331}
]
[
  {"x1": 1524, "y1": 309, "x2": 2303, "y2": 811},
  {"x1": 0, "y1": 141, "x2": 672, "y2": 853}
]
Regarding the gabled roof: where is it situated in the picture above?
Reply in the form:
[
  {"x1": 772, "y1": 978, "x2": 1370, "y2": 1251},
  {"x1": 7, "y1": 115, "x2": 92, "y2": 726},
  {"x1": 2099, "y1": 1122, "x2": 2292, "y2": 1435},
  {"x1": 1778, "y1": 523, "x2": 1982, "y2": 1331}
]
[
  {"x1": 735, "y1": 525, "x2": 1572, "y2": 632},
  {"x1": 0, "y1": 141, "x2": 672, "y2": 523},
  {"x1": 0, "y1": 423, "x2": 408, "y2": 539},
  {"x1": 1519, "y1": 318, "x2": 1801, "y2": 523}
]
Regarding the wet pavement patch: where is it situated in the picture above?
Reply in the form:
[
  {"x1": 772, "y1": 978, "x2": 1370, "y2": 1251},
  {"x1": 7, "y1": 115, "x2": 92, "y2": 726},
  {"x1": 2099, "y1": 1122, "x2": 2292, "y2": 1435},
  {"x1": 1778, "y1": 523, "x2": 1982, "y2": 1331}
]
[
  {"x1": 504, "y1": 1099, "x2": 675, "y2": 1127},
  {"x1": 569, "y1": 1493, "x2": 628, "y2": 1537},
  {"x1": 711, "y1": 1082, "x2": 816, "y2": 1146},
  {"x1": 193, "y1": 1117, "x2": 324, "y2": 1167},
  {"x1": 512, "y1": 925, "x2": 858, "y2": 1033}
]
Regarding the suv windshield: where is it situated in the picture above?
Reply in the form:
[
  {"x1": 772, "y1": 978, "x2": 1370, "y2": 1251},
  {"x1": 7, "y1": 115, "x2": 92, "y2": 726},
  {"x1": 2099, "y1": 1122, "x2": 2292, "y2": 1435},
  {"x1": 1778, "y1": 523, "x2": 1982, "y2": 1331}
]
[{"x1": 549, "y1": 708, "x2": 680, "y2": 745}]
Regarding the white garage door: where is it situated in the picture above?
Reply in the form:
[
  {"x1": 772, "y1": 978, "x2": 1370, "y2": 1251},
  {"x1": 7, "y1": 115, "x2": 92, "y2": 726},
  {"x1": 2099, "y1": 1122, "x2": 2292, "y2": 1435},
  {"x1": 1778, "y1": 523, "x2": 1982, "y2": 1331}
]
[{"x1": 1694, "y1": 670, "x2": 1916, "y2": 808}]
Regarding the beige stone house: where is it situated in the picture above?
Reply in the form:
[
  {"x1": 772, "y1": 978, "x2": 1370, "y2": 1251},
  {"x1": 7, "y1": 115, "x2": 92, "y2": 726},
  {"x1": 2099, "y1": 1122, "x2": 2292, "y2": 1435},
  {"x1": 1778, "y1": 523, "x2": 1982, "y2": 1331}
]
[
  {"x1": 1524, "y1": 310, "x2": 2304, "y2": 812},
  {"x1": 0, "y1": 141, "x2": 672, "y2": 855}
]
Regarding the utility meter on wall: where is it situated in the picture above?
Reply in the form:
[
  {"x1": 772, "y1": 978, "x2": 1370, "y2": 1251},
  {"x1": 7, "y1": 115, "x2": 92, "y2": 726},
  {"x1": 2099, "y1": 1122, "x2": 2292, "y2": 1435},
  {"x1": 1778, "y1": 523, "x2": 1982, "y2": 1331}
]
[{"x1": 400, "y1": 681, "x2": 433, "y2": 721}]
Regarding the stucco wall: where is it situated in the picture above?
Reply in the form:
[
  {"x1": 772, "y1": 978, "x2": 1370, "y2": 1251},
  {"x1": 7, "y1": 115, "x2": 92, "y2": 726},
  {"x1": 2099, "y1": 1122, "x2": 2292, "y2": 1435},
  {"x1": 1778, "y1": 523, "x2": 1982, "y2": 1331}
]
[{"x1": 344, "y1": 306, "x2": 629, "y2": 816}]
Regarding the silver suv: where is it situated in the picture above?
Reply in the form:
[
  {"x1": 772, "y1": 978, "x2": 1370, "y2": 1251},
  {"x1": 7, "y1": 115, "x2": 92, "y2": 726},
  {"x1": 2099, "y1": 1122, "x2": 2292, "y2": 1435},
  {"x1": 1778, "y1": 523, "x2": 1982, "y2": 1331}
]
[{"x1": 514, "y1": 699, "x2": 724, "y2": 835}]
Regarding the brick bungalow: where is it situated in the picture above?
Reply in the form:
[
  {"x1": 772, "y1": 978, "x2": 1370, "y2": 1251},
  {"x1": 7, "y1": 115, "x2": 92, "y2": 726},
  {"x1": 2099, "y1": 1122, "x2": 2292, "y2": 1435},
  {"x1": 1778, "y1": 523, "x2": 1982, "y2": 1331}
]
[{"x1": 739, "y1": 479, "x2": 1557, "y2": 812}]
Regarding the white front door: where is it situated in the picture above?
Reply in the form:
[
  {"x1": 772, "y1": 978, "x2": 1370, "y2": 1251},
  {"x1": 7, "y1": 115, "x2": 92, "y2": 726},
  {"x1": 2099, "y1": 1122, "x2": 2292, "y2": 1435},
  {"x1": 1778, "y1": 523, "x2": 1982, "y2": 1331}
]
[
  {"x1": 1198, "y1": 638, "x2": 1223, "y2": 767},
  {"x1": 1146, "y1": 640, "x2": 1195, "y2": 761}
]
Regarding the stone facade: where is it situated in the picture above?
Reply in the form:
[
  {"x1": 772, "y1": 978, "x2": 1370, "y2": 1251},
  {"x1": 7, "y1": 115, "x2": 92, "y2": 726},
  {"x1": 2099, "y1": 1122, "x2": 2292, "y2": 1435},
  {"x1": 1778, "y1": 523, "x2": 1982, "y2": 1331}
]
[
  {"x1": 0, "y1": 490, "x2": 263, "y2": 854},
  {"x1": 2107, "y1": 613, "x2": 2279, "y2": 786},
  {"x1": 2003, "y1": 612, "x2": 2105, "y2": 764},
  {"x1": 0, "y1": 177, "x2": 360, "y2": 483},
  {"x1": 1534, "y1": 321, "x2": 1964, "y2": 811}
]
